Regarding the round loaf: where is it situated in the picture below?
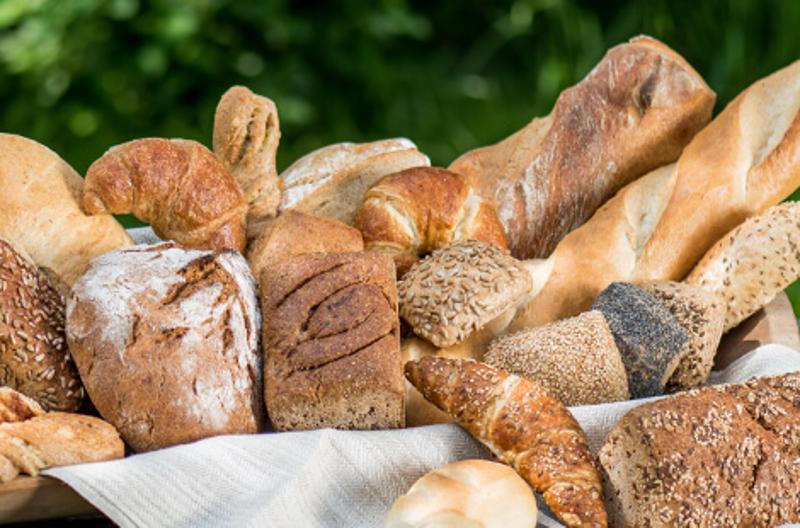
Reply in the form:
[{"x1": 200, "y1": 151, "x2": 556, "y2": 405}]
[
  {"x1": 66, "y1": 242, "x2": 263, "y2": 452},
  {"x1": 0, "y1": 238, "x2": 83, "y2": 411},
  {"x1": 385, "y1": 459, "x2": 538, "y2": 528},
  {"x1": 356, "y1": 167, "x2": 508, "y2": 276}
]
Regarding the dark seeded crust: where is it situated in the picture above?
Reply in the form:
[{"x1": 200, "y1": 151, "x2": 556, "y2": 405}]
[
  {"x1": 600, "y1": 371, "x2": 800, "y2": 527},
  {"x1": 0, "y1": 239, "x2": 83, "y2": 411},
  {"x1": 591, "y1": 282, "x2": 688, "y2": 398},
  {"x1": 261, "y1": 252, "x2": 404, "y2": 431}
]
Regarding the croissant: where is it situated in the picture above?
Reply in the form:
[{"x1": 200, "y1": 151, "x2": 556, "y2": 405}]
[
  {"x1": 84, "y1": 138, "x2": 248, "y2": 252},
  {"x1": 213, "y1": 86, "x2": 282, "y2": 239},
  {"x1": 405, "y1": 356, "x2": 606, "y2": 528}
]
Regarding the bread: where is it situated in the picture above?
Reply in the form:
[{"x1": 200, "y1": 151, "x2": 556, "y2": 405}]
[
  {"x1": 450, "y1": 36, "x2": 715, "y2": 259},
  {"x1": 247, "y1": 210, "x2": 364, "y2": 281},
  {"x1": 261, "y1": 251, "x2": 403, "y2": 431},
  {"x1": 0, "y1": 387, "x2": 44, "y2": 423},
  {"x1": 599, "y1": 371, "x2": 800, "y2": 527},
  {"x1": 405, "y1": 357, "x2": 606, "y2": 528},
  {"x1": 83, "y1": 138, "x2": 248, "y2": 252},
  {"x1": 398, "y1": 241, "x2": 530, "y2": 348},
  {"x1": 213, "y1": 85, "x2": 282, "y2": 238},
  {"x1": 279, "y1": 138, "x2": 430, "y2": 224},
  {"x1": 0, "y1": 238, "x2": 83, "y2": 411},
  {"x1": 356, "y1": 167, "x2": 508, "y2": 275},
  {"x1": 686, "y1": 201, "x2": 800, "y2": 332},
  {"x1": 385, "y1": 459, "x2": 538, "y2": 528},
  {"x1": 401, "y1": 337, "x2": 455, "y2": 427},
  {"x1": 591, "y1": 282, "x2": 688, "y2": 398},
  {"x1": 512, "y1": 57, "x2": 800, "y2": 330},
  {"x1": 639, "y1": 281, "x2": 725, "y2": 390},
  {"x1": 0, "y1": 134, "x2": 132, "y2": 285},
  {"x1": 66, "y1": 242, "x2": 262, "y2": 452},
  {"x1": 485, "y1": 311, "x2": 629, "y2": 406},
  {"x1": 0, "y1": 411, "x2": 123, "y2": 481}
]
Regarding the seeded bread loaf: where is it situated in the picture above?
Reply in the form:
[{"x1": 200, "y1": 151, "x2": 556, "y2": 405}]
[
  {"x1": 261, "y1": 252, "x2": 403, "y2": 431},
  {"x1": 686, "y1": 201, "x2": 800, "y2": 332},
  {"x1": 640, "y1": 281, "x2": 725, "y2": 389},
  {"x1": 66, "y1": 242, "x2": 263, "y2": 452},
  {"x1": 486, "y1": 310, "x2": 629, "y2": 405},
  {"x1": 600, "y1": 371, "x2": 800, "y2": 527},
  {"x1": 0, "y1": 238, "x2": 83, "y2": 411},
  {"x1": 591, "y1": 282, "x2": 689, "y2": 398}
]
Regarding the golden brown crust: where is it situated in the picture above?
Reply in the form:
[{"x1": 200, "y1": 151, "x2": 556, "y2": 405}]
[
  {"x1": 213, "y1": 86, "x2": 282, "y2": 239},
  {"x1": 0, "y1": 239, "x2": 83, "y2": 411},
  {"x1": 0, "y1": 388, "x2": 45, "y2": 423},
  {"x1": 450, "y1": 36, "x2": 715, "y2": 259},
  {"x1": 405, "y1": 357, "x2": 606, "y2": 527},
  {"x1": 247, "y1": 210, "x2": 363, "y2": 282},
  {"x1": 262, "y1": 252, "x2": 404, "y2": 431},
  {"x1": 356, "y1": 167, "x2": 508, "y2": 276},
  {"x1": 84, "y1": 138, "x2": 248, "y2": 252}
]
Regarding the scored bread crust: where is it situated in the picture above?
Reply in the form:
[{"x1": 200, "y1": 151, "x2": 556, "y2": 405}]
[{"x1": 450, "y1": 35, "x2": 715, "y2": 259}]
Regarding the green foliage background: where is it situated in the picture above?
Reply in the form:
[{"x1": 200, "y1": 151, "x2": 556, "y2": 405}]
[{"x1": 1, "y1": 0, "x2": 799, "y2": 311}]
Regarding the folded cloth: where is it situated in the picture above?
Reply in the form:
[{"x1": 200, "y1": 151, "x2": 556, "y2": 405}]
[{"x1": 44, "y1": 344, "x2": 800, "y2": 527}]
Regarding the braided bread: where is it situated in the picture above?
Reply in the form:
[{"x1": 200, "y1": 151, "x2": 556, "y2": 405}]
[
  {"x1": 356, "y1": 167, "x2": 507, "y2": 276},
  {"x1": 84, "y1": 138, "x2": 248, "y2": 252},
  {"x1": 405, "y1": 356, "x2": 606, "y2": 527}
]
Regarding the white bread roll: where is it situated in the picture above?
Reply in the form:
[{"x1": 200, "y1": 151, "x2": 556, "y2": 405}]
[{"x1": 385, "y1": 459, "x2": 538, "y2": 528}]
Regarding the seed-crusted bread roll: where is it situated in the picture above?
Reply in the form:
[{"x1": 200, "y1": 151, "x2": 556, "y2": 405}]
[
  {"x1": 0, "y1": 238, "x2": 83, "y2": 411},
  {"x1": 591, "y1": 282, "x2": 688, "y2": 398},
  {"x1": 686, "y1": 202, "x2": 800, "y2": 332},
  {"x1": 640, "y1": 281, "x2": 725, "y2": 390},
  {"x1": 247, "y1": 210, "x2": 364, "y2": 282},
  {"x1": 398, "y1": 241, "x2": 531, "y2": 348},
  {"x1": 261, "y1": 252, "x2": 403, "y2": 431},
  {"x1": 385, "y1": 459, "x2": 539, "y2": 528},
  {"x1": 486, "y1": 310, "x2": 629, "y2": 405},
  {"x1": 66, "y1": 242, "x2": 262, "y2": 452},
  {"x1": 356, "y1": 167, "x2": 508, "y2": 275},
  {"x1": 600, "y1": 371, "x2": 800, "y2": 527}
]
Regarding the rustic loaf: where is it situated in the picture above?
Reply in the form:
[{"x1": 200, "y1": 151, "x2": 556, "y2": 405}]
[
  {"x1": 66, "y1": 242, "x2": 262, "y2": 452},
  {"x1": 84, "y1": 138, "x2": 248, "y2": 252},
  {"x1": 356, "y1": 167, "x2": 508, "y2": 275},
  {"x1": 511, "y1": 57, "x2": 800, "y2": 331},
  {"x1": 0, "y1": 134, "x2": 132, "y2": 285},
  {"x1": 385, "y1": 459, "x2": 539, "y2": 528},
  {"x1": 0, "y1": 238, "x2": 83, "y2": 411},
  {"x1": 261, "y1": 252, "x2": 403, "y2": 431},
  {"x1": 686, "y1": 201, "x2": 800, "y2": 332},
  {"x1": 600, "y1": 371, "x2": 800, "y2": 527},
  {"x1": 450, "y1": 35, "x2": 715, "y2": 259}
]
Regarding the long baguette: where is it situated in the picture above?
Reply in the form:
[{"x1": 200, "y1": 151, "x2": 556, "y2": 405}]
[{"x1": 510, "y1": 58, "x2": 800, "y2": 331}]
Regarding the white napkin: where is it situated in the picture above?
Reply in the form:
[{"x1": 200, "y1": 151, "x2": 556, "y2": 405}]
[{"x1": 44, "y1": 344, "x2": 800, "y2": 528}]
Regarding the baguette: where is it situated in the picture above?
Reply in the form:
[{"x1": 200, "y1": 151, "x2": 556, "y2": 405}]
[{"x1": 511, "y1": 58, "x2": 800, "y2": 330}]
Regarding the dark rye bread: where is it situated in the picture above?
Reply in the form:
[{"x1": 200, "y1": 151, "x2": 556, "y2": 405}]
[
  {"x1": 0, "y1": 238, "x2": 83, "y2": 411},
  {"x1": 600, "y1": 371, "x2": 800, "y2": 527},
  {"x1": 261, "y1": 252, "x2": 404, "y2": 431},
  {"x1": 591, "y1": 282, "x2": 688, "y2": 398}
]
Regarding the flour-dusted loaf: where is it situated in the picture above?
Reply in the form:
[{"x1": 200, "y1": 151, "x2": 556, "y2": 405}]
[
  {"x1": 600, "y1": 371, "x2": 800, "y2": 527},
  {"x1": 66, "y1": 242, "x2": 262, "y2": 452},
  {"x1": 591, "y1": 283, "x2": 688, "y2": 398},
  {"x1": 486, "y1": 310, "x2": 629, "y2": 405},
  {"x1": 385, "y1": 459, "x2": 539, "y2": 528},
  {"x1": 262, "y1": 251, "x2": 403, "y2": 431},
  {"x1": 686, "y1": 201, "x2": 800, "y2": 332},
  {"x1": 0, "y1": 238, "x2": 83, "y2": 411},
  {"x1": 640, "y1": 281, "x2": 725, "y2": 389}
]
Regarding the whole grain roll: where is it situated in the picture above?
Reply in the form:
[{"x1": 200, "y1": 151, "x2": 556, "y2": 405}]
[
  {"x1": 0, "y1": 238, "x2": 83, "y2": 411},
  {"x1": 66, "y1": 242, "x2": 262, "y2": 452},
  {"x1": 591, "y1": 282, "x2": 688, "y2": 398},
  {"x1": 485, "y1": 310, "x2": 629, "y2": 405},
  {"x1": 640, "y1": 281, "x2": 725, "y2": 390}
]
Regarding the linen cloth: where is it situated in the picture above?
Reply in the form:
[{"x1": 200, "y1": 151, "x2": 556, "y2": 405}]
[
  {"x1": 45, "y1": 344, "x2": 800, "y2": 528},
  {"x1": 45, "y1": 229, "x2": 800, "y2": 527}
]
